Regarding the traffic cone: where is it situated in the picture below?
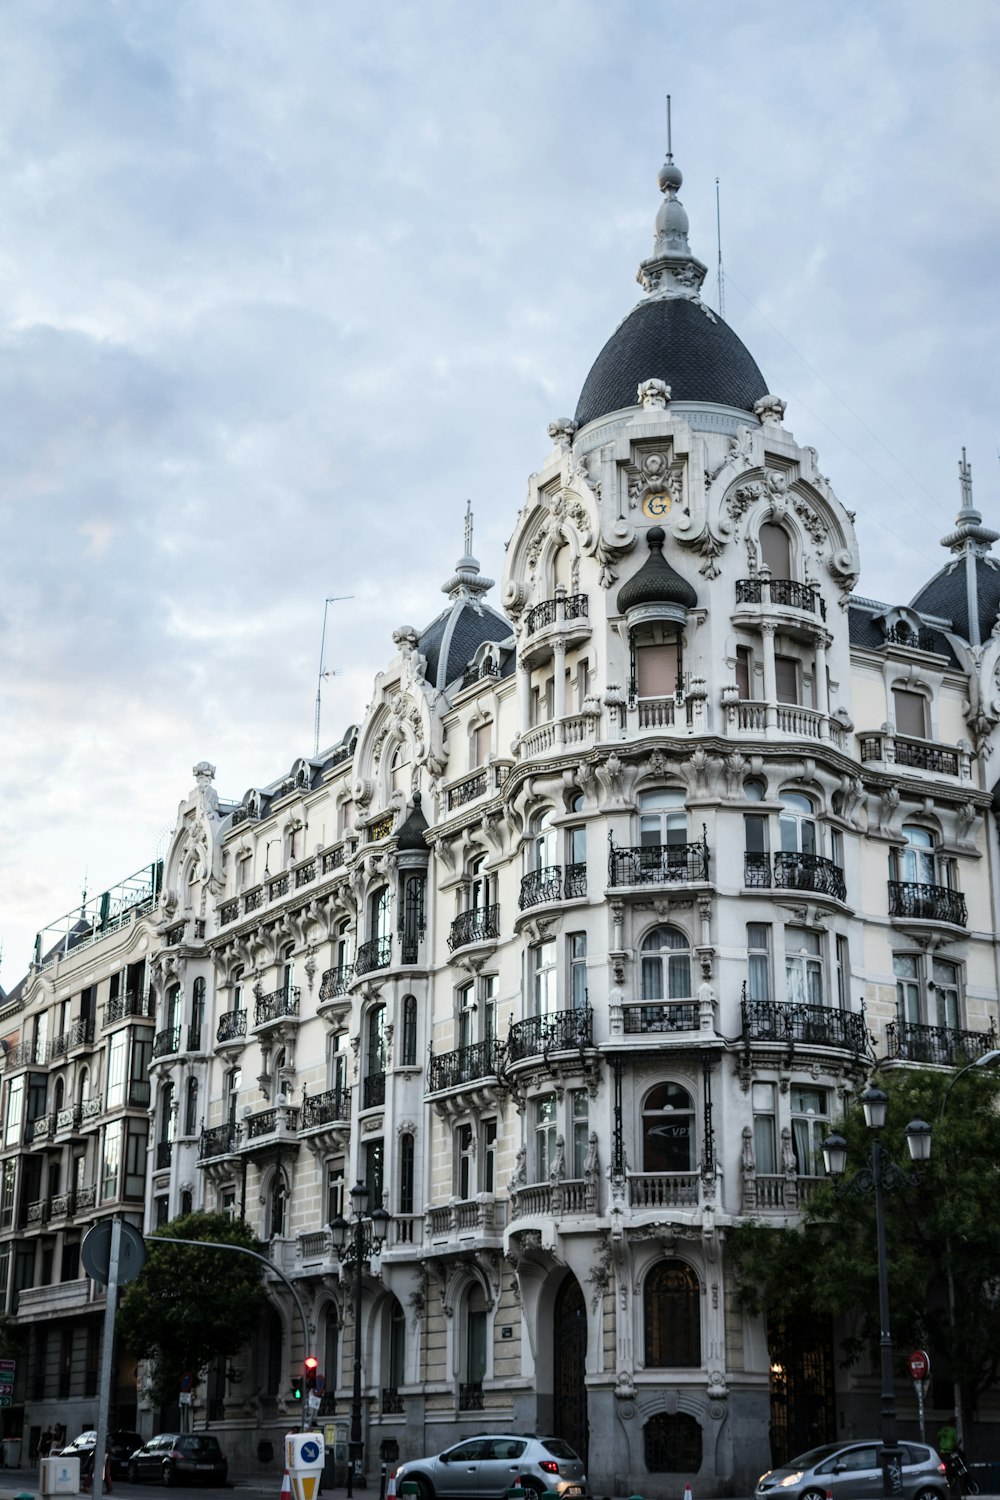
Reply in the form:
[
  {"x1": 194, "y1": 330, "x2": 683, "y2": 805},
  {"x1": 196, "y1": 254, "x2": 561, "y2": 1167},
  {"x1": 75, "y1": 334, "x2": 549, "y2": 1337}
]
[
  {"x1": 683, "y1": 1484, "x2": 694, "y2": 1500},
  {"x1": 280, "y1": 1469, "x2": 292, "y2": 1500},
  {"x1": 386, "y1": 1471, "x2": 397, "y2": 1500}
]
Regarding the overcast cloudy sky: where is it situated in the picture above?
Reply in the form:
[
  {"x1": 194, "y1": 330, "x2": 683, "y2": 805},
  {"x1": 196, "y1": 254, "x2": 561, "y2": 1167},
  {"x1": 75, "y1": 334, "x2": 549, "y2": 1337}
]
[{"x1": 1, "y1": 0, "x2": 997, "y2": 985}]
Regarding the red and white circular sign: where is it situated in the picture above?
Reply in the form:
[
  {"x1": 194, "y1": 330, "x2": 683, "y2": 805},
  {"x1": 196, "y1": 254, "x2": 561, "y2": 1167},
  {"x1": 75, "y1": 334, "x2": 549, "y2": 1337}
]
[{"x1": 908, "y1": 1349, "x2": 930, "y2": 1381}]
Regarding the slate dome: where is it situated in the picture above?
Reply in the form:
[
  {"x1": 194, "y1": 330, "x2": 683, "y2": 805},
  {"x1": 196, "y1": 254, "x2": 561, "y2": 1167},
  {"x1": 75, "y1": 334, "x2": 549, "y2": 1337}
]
[{"x1": 575, "y1": 297, "x2": 768, "y2": 430}]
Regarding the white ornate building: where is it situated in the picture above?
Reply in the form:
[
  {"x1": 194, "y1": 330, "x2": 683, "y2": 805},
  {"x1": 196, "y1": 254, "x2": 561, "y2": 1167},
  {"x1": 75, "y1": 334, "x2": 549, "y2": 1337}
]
[{"x1": 3, "y1": 143, "x2": 999, "y2": 1494}]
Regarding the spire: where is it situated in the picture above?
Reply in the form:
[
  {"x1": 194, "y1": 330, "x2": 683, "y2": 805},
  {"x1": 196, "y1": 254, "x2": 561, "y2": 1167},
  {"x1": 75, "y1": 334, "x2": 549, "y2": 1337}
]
[
  {"x1": 440, "y1": 501, "x2": 494, "y2": 611},
  {"x1": 636, "y1": 97, "x2": 708, "y2": 300},
  {"x1": 939, "y1": 448, "x2": 999, "y2": 649}
]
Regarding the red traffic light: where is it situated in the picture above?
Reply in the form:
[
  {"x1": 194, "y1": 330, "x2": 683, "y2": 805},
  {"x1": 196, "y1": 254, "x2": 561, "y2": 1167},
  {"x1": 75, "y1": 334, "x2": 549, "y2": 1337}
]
[{"x1": 304, "y1": 1356, "x2": 319, "y2": 1372}]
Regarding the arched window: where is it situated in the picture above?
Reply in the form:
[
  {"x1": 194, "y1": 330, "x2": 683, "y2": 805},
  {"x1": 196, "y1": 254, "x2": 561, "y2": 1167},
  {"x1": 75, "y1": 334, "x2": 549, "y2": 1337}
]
[
  {"x1": 54, "y1": 1077, "x2": 65, "y2": 1113},
  {"x1": 759, "y1": 521, "x2": 791, "y2": 578},
  {"x1": 280, "y1": 945, "x2": 295, "y2": 997},
  {"x1": 779, "y1": 793, "x2": 817, "y2": 855},
  {"x1": 401, "y1": 996, "x2": 418, "y2": 1066},
  {"x1": 268, "y1": 1169, "x2": 288, "y2": 1238},
  {"x1": 528, "y1": 812, "x2": 557, "y2": 873},
  {"x1": 232, "y1": 967, "x2": 245, "y2": 1013},
  {"x1": 463, "y1": 1284, "x2": 488, "y2": 1397},
  {"x1": 165, "y1": 984, "x2": 180, "y2": 1031},
  {"x1": 390, "y1": 740, "x2": 412, "y2": 798},
  {"x1": 642, "y1": 1083, "x2": 695, "y2": 1173},
  {"x1": 225, "y1": 1067, "x2": 241, "y2": 1125},
  {"x1": 388, "y1": 1296, "x2": 406, "y2": 1392},
  {"x1": 334, "y1": 919, "x2": 353, "y2": 984},
  {"x1": 897, "y1": 826, "x2": 937, "y2": 886},
  {"x1": 644, "y1": 1411, "x2": 703, "y2": 1472},
  {"x1": 191, "y1": 977, "x2": 206, "y2": 1048},
  {"x1": 644, "y1": 1259, "x2": 701, "y2": 1368},
  {"x1": 184, "y1": 1077, "x2": 199, "y2": 1136},
  {"x1": 77, "y1": 1068, "x2": 90, "y2": 1105},
  {"x1": 323, "y1": 1307, "x2": 340, "y2": 1395},
  {"x1": 371, "y1": 886, "x2": 392, "y2": 945},
  {"x1": 365, "y1": 1006, "x2": 387, "y2": 1108},
  {"x1": 640, "y1": 927, "x2": 692, "y2": 1001},
  {"x1": 158, "y1": 1083, "x2": 174, "y2": 1146},
  {"x1": 272, "y1": 1048, "x2": 287, "y2": 1105}
]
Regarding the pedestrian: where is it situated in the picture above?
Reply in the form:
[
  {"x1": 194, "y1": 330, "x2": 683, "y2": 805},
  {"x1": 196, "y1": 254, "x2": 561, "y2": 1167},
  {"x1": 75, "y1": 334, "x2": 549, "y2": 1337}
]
[
  {"x1": 40, "y1": 1428, "x2": 53, "y2": 1459},
  {"x1": 938, "y1": 1418, "x2": 958, "y2": 1457}
]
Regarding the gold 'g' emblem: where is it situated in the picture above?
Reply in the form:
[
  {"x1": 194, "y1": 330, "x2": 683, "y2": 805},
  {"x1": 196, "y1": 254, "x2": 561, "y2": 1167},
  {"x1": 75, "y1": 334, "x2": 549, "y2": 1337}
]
[{"x1": 642, "y1": 491, "x2": 673, "y2": 519}]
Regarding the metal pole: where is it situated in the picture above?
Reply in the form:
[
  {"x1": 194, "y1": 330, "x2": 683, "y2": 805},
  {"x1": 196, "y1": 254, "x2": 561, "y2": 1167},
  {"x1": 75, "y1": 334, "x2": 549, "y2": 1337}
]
[
  {"x1": 872, "y1": 1136, "x2": 901, "y2": 1493},
  {"x1": 348, "y1": 1216, "x2": 365, "y2": 1493},
  {"x1": 156, "y1": 1235, "x2": 311, "y2": 1432},
  {"x1": 93, "y1": 1219, "x2": 122, "y2": 1497}
]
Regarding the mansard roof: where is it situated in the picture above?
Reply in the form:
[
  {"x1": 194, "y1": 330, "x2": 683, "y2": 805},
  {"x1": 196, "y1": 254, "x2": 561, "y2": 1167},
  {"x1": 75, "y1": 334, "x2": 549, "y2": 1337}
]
[{"x1": 910, "y1": 555, "x2": 1000, "y2": 646}]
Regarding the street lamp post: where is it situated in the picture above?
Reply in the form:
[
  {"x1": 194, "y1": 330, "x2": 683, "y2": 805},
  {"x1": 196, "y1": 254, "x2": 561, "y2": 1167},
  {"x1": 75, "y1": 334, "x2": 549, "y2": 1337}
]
[
  {"x1": 823, "y1": 1086, "x2": 932, "y2": 1498},
  {"x1": 329, "y1": 1182, "x2": 392, "y2": 1497},
  {"x1": 938, "y1": 1049, "x2": 1000, "y2": 1453}
]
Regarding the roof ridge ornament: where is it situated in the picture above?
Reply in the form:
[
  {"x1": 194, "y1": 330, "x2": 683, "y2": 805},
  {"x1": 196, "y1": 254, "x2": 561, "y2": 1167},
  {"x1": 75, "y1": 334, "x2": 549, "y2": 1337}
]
[
  {"x1": 440, "y1": 500, "x2": 495, "y2": 611},
  {"x1": 636, "y1": 97, "x2": 708, "y2": 302}
]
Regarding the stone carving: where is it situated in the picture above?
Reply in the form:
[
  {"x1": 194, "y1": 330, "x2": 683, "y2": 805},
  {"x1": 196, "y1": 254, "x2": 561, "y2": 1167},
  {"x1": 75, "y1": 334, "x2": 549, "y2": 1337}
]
[
  {"x1": 723, "y1": 751, "x2": 750, "y2": 799},
  {"x1": 754, "y1": 394, "x2": 787, "y2": 426},
  {"x1": 547, "y1": 417, "x2": 577, "y2": 452},
  {"x1": 878, "y1": 784, "x2": 900, "y2": 838},
  {"x1": 637, "y1": 378, "x2": 671, "y2": 410}
]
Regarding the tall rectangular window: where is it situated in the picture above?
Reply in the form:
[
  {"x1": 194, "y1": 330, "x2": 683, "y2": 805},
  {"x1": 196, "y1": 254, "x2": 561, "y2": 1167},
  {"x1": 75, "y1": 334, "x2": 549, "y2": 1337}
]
[
  {"x1": 785, "y1": 927, "x2": 823, "y2": 1006},
  {"x1": 456, "y1": 1124, "x2": 474, "y2": 1199},
  {"x1": 932, "y1": 959, "x2": 959, "y2": 1029},
  {"x1": 893, "y1": 688, "x2": 926, "y2": 738},
  {"x1": 531, "y1": 942, "x2": 557, "y2": 1016},
  {"x1": 752, "y1": 1082, "x2": 777, "y2": 1174},
  {"x1": 399, "y1": 1134, "x2": 415, "y2": 1216},
  {"x1": 533, "y1": 1094, "x2": 557, "y2": 1183},
  {"x1": 0, "y1": 1160, "x2": 15, "y2": 1229},
  {"x1": 636, "y1": 640, "x2": 679, "y2": 698},
  {"x1": 106, "y1": 1032, "x2": 127, "y2": 1109},
  {"x1": 4, "y1": 1076, "x2": 24, "y2": 1149},
  {"x1": 569, "y1": 934, "x2": 588, "y2": 1009},
  {"x1": 482, "y1": 976, "x2": 497, "y2": 1047},
  {"x1": 101, "y1": 1121, "x2": 122, "y2": 1202},
  {"x1": 124, "y1": 1120, "x2": 148, "y2": 1199},
  {"x1": 364, "y1": 1139, "x2": 384, "y2": 1207},
  {"x1": 457, "y1": 983, "x2": 475, "y2": 1050},
  {"x1": 836, "y1": 935, "x2": 850, "y2": 1010},
  {"x1": 571, "y1": 1091, "x2": 589, "y2": 1178},
  {"x1": 774, "y1": 654, "x2": 799, "y2": 705},
  {"x1": 894, "y1": 954, "x2": 920, "y2": 1025},
  {"x1": 747, "y1": 924, "x2": 772, "y2": 1004},
  {"x1": 482, "y1": 1119, "x2": 497, "y2": 1194},
  {"x1": 790, "y1": 1086, "x2": 829, "y2": 1176},
  {"x1": 327, "y1": 1165, "x2": 345, "y2": 1224},
  {"x1": 736, "y1": 646, "x2": 753, "y2": 700}
]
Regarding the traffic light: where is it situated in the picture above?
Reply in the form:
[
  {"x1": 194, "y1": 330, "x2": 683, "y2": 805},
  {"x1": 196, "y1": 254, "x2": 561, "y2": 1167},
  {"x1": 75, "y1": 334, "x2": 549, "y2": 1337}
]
[
  {"x1": 291, "y1": 1377, "x2": 303, "y2": 1402},
  {"x1": 304, "y1": 1355, "x2": 319, "y2": 1394}
]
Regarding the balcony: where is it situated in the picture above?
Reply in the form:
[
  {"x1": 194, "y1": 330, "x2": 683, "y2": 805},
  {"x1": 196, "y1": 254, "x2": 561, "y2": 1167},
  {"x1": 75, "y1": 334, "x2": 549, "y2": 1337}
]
[
  {"x1": 152, "y1": 1025, "x2": 181, "y2": 1059},
  {"x1": 301, "y1": 1087, "x2": 350, "y2": 1129},
  {"x1": 155, "y1": 1140, "x2": 173, "y2": 1170},
  {"x1": 510, "y1": 1179, "x2": 591, "y2": 1220},
  {"x1": 254, "y1": 987, "x2": 300, "y2": 1027},
  {"x1": 103, "y1": 991, "x2": 154, "y2": 1026},
  {"x1": 362, "y1": 1071, "x2": 386, "y2": 1110},
  {"x1": 628, "y1": 1173, "x2": 699, "y2": 1209},
  {"x1": 507, "y1": 1006, "x2": 592, "y2": 1064},
  {"x1": 884, "y1": 1019, "x2": 998, "y2": 1068},
  {"x1": 773, "y1": 851, "x2": 846, "y2": 902},
  {"x1": 519, "y1": 592, "x2": 591, "y2": 668},
  {"x1": 48, "y1": 1016, "x2": 97, "y2": 1058},
  {"x1": 741, "y1": 997, "x2": 869, "y2": 1055},
  {"x1": 621, "y1": 1001, "x2": 698, "y2": 1034},
  {"x1": 216, "y1": 1009, "x2": 247, "y2": 1045},
  {"x1": 219, "y1": 899, "x2": 239, "y2": 925},
  {"x1": 199, "y1": 1123, "x2": 241, "y2": 1161},
  {"x1": 355, "y1": 936, "x2": 392, "y2": 977},
  {"x1": 31, "y1": 1113, "x2": 58, "y2": 1143},
  {"x1": 427, "y1": 1197, "x2": 506, "y2": 1246},
  {"x1": 55, "y1": 1098, "x2": 101, "y2": 1136},
  {"x1": 608, "y1": 835, "x2": 709, "y2": 888},
  {"x1": 16, "y1": 1278, "x2": 99, "y2": 1318},
  {"x1": 525, "y1": 592, "x2": 588, "y2": 636},
  {"x1": 888, "y1": 880, "x2": 967, "y2": 928},
  {"x1": 744, "y1": 851, "x2": 771, "y2": 888},
  {"x1": 735, "y1": 576, "x2": 826, "y2": 621},
  {"x1": 320, "y1": 965, "x2": 354, "y2": 999},
  {"x1": 459, "y1": 1383, "x2": 484, "y2": 1412},
  {"x1": 860, "y1": 731, "x2": 967, "y2": 779},
  {"x1": 448, "y1": 905, "x2": 501, "y2": 952},
  {"x1": 428, "y1": 1041, "x2": 499, "y2": 1094},
  {"x1": 518, "y1": 864, "x2": 586, "y2": 911},
  {"x1": 244, "y1": 1105, "x2": 300, "y2": 1148},
  {"x1": 724, "y1": 699, "x2": 846, "y2": 749}
]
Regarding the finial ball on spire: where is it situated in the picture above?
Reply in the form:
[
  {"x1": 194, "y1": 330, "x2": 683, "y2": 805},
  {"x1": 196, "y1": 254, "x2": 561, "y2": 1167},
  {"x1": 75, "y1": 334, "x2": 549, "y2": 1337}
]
[{"x1": 658, "y1": 160, "x2": 683, "y2": 195}]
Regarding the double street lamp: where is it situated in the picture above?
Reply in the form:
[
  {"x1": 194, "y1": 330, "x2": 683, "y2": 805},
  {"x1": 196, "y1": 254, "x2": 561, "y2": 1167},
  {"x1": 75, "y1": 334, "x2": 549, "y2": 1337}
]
[
  {"x1": 330, "y1": 1182, "x2": 392, "y2": 1496},
  {"x1": 822, "y1": 1086, "x2": 932, "y2": 1497}
]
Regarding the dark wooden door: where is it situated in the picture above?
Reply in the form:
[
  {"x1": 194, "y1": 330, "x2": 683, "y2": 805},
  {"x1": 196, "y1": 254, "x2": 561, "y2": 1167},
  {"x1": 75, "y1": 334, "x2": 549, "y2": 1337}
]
[{"x1": 553, "y1": 1276, "x2": 588, "y2": 1463}]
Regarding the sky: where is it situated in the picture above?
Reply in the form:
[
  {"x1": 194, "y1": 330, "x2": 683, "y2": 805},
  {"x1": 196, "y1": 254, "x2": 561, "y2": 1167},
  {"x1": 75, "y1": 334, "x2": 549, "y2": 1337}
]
[{"x1": 1, "y1": 0, "x2": 998, "y2": 986}]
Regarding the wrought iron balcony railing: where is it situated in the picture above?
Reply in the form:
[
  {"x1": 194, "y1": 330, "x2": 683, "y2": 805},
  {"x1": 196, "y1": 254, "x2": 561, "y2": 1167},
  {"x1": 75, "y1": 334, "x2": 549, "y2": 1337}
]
[
  {"x1": 219, "y1": 900, "x2": 239, "y2": 925},
  {"x1": 884, "y1": 623, "x2": 937, "y2": 650},
  {"x1": 744, "y1": 851, "x2": 771, "y2": 888},
  {"x1": 735, "y1": 576, "x2": 826, "y2": 619},
  {"x1": 524, "y1": 592, "x2": 588, "y2": 635},
  {"x1": 199, "y1": 1123, "x2": 241, "y2": 1159},
  {"x1": 103, "y1": 991, "x2": 153, "y2": 1026},
  {"x1": 741, "y1": 996, "x2": 869, "y2": 1054},
  {"x1": 363, "y1": 1071, "x2": 386, "y2": 1109},
  {"x1": 152, "y1": 1026, "x2": 181, "y2": 1059},
  {"x1": 622, "y1": 1002, "x2": 698, "y2": 1034},
  {"x1": 608, "y1": 834, "x2": 709, "y2": 887},
  {"x1": 355, "y1": 936, "x2": 392, "y2": 977},
  {"x1": 428, "y1": 1040, "x2": 499, "y2": 1093},
  {"x1": 245, "y1": 1105, "x2": 300, "y2": 1140},
  {"x1": 458, "y1": 1383, "x2": 484, "y2": 1412},
  {"x1": 382, "y1": 1388, "x2": 404, "y2": 1414},
  {"x1": 519, "y1": 865, "x2": 564, "y2": 910},
  {"x1": 216, "y1": 1009, "x2": 247, "y2": 1044},
  {"x1": 884, "y1": 1019, "x2": 997, "y2": 1068},
  {"x1": 461, "y1": 659, "x2": 501, "y2": 689},
  {"x1": 507, "y1": 1006, "x2": 592, "y2": 1064},
  {"x1": 301, "y1": 1087, "x2": 350, "y2": 1128},
  {"x1": 255, "y1": 986, "x2": 301, "y2": 1026},
  {"x1": 774, "y1": 850, "x2": 846, "y2": 901},
  {"x1": 888, "y1": 880, "x2": 967, "y2": 927},
  {"x1": 448, "y1": 905, "x2": 501, "y2": 951},
  {"x1": 156, "y1": 1140, "x2": 173, "y2": 1169},
  {"x1": 860, "y1": 732, "x2": 961, "y2": 775},
  {"x1": 319, "y1": 965, "x2": 354, "y2": 1000}
]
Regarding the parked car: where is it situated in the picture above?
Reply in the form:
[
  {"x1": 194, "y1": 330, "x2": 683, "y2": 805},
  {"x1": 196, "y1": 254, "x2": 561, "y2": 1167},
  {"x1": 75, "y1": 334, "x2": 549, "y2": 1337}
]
[
  {"x1": 126, "y1": 1433, "x2": 228, "y2": 1487},
  {"x1": 59, "y1": 1431, "x2": 144, "y2": 1479},
  {"x1": 396, "y1": 1434, "x2": 589, "y2": 1500},
  {"x1": 755, "y1": 1440, "x2": 950, "y2": 1500}
]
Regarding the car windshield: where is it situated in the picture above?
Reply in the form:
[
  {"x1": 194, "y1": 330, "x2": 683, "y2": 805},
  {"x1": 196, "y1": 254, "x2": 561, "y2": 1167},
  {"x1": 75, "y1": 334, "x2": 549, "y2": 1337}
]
[
  {"x1": 541, "y1": 1441, "x2": 579, "y2": 1460},
  {"x1": 181, "y1": 1438, "x2": 222, "y2": 1456},
  {"x1": 784, "y1": 1444, "x2": 846, "y2": 1470}
]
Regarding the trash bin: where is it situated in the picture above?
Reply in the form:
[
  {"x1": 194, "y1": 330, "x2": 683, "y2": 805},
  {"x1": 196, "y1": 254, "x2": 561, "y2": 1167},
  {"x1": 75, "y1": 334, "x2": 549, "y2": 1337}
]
[
  {"x1": 3, "y1": 1438, "x2": 22, "y2": 1469},
  {"x1": 40, "y1": 1455, "x2": 80, "y2": 1495}
]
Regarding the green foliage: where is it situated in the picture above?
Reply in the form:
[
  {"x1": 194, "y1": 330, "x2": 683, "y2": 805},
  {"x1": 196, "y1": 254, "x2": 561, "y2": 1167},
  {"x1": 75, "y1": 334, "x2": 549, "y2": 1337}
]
[
  {"x1": 116, "y1": 1211, "x2": 269, "y2": 1408},
  {"x1": 729, "y1": 1067, "x2": 1000, "y2": 1410}
]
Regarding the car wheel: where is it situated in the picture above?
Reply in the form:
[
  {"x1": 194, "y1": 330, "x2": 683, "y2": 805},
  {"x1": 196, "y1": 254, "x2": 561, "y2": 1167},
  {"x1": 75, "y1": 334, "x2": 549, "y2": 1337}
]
[
  {"x1": 128, "y1": 1464, "x2": 139, "y2": 1484},
  {"x1": 800, "y1": 1490, "x2": 827, "y2": 1500},
  {"x1": 520, "y1": 1482, "x2": 545, "y2": 1499},
  {"x1": 162, "y1": 1463, "x2": 176, "y2": 1487},
  {"x1": 413, "y1": 1476, "x2": 434, "y2": 1500},
  {"x1": 914, "y1": 1490, "x2": 948, "y2": 1500}
]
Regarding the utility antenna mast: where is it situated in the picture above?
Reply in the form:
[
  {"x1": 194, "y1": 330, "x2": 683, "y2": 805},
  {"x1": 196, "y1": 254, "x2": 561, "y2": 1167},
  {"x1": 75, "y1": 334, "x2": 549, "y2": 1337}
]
[
  {"x1": 665, "y1": 93, "x2": 672, "y2": 159},
  {"x1": 715, "y1": 177, "x2": 725, "y2": 318},
  {"x1": 314, "y1": 595, "x2": 354, "y2": 755}
]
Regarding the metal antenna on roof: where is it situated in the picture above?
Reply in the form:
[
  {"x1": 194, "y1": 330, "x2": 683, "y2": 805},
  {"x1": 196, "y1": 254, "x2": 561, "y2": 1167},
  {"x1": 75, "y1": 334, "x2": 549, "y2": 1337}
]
[
  {"x1": 715, "y1": 177, "x2": 725, "y2": 318},
  {"x1": 665, "y1": 94, "x2": 672, "y2": 161},
  {"x1": 314, "y1": 595, "x2": 354, "y2": 756},
  {"x1": 464, "y1": 499, "x2": 474, "y2": 556}
]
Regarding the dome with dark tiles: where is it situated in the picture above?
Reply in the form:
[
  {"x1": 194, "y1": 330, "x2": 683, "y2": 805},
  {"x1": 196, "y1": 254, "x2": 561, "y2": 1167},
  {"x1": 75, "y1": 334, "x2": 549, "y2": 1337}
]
[
  {"x1": 396, "y1": 792, "x2": 429, "y2": 851},
  {"x1": 575, "y1": 151, "x2": 768, "y2": 429},
  {"x1": 616, "y1": 526, "x2": 697, "y2": 615}
]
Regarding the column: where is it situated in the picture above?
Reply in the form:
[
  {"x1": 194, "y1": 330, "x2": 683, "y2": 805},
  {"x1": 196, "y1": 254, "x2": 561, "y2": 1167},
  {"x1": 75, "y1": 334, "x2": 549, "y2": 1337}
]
[
  {"x1": 761, "y1": 623, "x2": 778, "y2": 730},
  {"x1": 553, "y1": 637, "x2": 567, "y2": 744},
  {"x1": 815, "y1": 635, "x2": 830, "y2": 740}
]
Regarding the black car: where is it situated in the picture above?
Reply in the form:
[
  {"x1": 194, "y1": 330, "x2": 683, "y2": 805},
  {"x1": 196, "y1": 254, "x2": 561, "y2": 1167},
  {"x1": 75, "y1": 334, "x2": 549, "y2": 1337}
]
[
  {"x1": 127, "y1": 1433, "x2": 228, "y2": 1487},
  {"x1": 59, "y1": 1431, "x2": 144, "y2": 1479}
]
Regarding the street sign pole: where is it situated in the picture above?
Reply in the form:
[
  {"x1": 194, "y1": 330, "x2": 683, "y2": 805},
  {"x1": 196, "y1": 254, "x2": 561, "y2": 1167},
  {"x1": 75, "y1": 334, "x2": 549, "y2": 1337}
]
[
  {"x1": 93, "y1": 1218, "x2": 123, "y2": 1497},
  {"x1": 908, "y1": 1351, "x2": 931, "y2": 1443}
]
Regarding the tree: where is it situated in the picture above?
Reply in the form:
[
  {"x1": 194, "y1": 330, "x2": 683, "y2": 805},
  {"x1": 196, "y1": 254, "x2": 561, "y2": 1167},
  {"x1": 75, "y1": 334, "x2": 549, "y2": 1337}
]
[
  {"x1": 729, "y1": 1066, "x2": 1000, "y2": 1436},
  {"x1": 117, "y1": 1210, "x2": 270, "y2": 1408}
]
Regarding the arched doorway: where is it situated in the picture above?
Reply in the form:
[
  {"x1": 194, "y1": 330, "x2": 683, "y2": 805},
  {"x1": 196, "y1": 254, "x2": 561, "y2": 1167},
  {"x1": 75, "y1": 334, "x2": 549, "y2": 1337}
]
[{"x1": 553, "y1": 1276, "x2": 588, "y2": 1462}]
